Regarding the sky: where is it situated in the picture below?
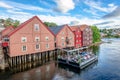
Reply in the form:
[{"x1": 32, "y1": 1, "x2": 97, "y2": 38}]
[{"x1": 0, "y1": 0, "x2": 120, "y2": 28}]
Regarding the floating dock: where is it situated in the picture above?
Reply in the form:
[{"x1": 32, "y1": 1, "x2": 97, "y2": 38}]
[{"x1": 57, "y1": 47, "x2": 98, "y2": 69}]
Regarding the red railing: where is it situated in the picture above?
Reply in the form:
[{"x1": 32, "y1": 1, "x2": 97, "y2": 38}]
[{"x1": 2, "y1": 42, "x2": 8, "y2": 47}]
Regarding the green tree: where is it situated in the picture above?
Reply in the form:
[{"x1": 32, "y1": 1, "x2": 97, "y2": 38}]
[
  {"x1": 13, "y1": 20, "x2": 20, "y2": 28},
  {"x1": 4, "y1": 18, "x2": 13, "y2": 27},
  {"x1": 44, "y1": 22, "x2": 57, "y2": 27},
  {"x1": 91, "y1": 25, "x2": 101, "y2": 43},
  {"x1": 1, "y1": 18, "x2": 20, "y2": 28}
]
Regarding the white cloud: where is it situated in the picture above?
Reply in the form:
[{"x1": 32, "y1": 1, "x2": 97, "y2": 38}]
[
  {"x1": 54, "y1": 0, "x2": 75, "y2": 13},
  {"x1": 1, "y1": 1, "x2": 50, "y2": 12},
  {"x1": 108, "y1": 3, "x2": 115, "y2": 7},
  {"x1": 6, "y1": 1, "x2": 44, "y2": 11},
  {"x1": 0, "y1": 12, "x2": 100, "y2": 25},
  {"x1": 1, "y1": 11, "x2": 120, "y2": 29},
  {"x1": 83, "y1": 8, "x2": 99, "y2": 16},
  {"x1": 0, "y1": 1, "x2": 13, "y2": 8},
  {"x1": 94, "y1": 18, "x2": 120, "y2": 29},
  {"x1": 38, "y1": 15, "x2": 80, "y2": 25},
  {"x1": 84, "y1": 0, "x2": 117, "y2": 13},
  {"x1": 7, "y1": 10, "x2": 31, "y2": 15}
]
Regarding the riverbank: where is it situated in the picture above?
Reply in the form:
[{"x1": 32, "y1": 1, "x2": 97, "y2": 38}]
[{"x1": 90, "y1": 41, "x2": 102, "y2": 47}]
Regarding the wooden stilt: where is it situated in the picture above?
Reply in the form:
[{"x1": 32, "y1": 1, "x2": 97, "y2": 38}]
[{"x1": 48, "y1": 51, "x2": 50, "y2": 61}]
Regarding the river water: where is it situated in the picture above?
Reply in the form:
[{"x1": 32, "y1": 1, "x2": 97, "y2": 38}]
[{"x1": 0, "y1": 38, "x2": 120, "y2": 80}]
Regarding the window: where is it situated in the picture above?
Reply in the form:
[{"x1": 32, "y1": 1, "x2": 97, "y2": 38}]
[
  {"x1": 76, "y1": 40, "x2": 78, "y2": 42},
  {"x1": 35, "y1": 44, "x2": 40, "y2": 50},
  {"x1": 69, "y1": 37, "x2": 72, "y2": 40},
  {"x1": 76, "y1": 35, "x2": 78, "y2": 37},
  {"x1": 35, "y1": 37, "x2": 40, "y2": 42},
  {"x1": 46, "y1": 44, "x2": 49, "y2": 48},
  {"x1": 62, "y1": 43, "x2": 64, "y2": 46},
  {"x1": 62, "y1": 32, "x2": 64, "y2": 34},
  {"x1": 54, "y1": 38, "x2": 56, "y2": 41},
  {"x1": 61, "y1": 37, "x2": 64, "y2": 40},
  {"x1": 3, "y1": 38, "x2": 9, "y2": 41},
  {"x1": 22, "y1": 45, "x2": 27, "y2": 51},
  {"x1": 45, "y1": 36, "x2": 49, "y2": 41},
  {"x1": 34, "y1": 24, "x2": 39, "y2": 31},
  {"x1": 21, "y1": 37, "x2": 27, "y2": 42}
]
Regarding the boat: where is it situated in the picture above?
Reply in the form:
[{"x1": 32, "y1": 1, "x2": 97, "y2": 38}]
[{"x1": 57, "y1": 51, "x2": 98, "y2": 69}]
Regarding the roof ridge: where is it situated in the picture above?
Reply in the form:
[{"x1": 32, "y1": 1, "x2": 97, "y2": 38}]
[{"x1": 8, "y1": 16, "x2": 37, "y2": 36}]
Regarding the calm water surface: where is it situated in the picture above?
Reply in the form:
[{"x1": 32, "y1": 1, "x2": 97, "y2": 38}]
[{"x1": 1, "y1": 38, "x2": 120, "y2": 80}]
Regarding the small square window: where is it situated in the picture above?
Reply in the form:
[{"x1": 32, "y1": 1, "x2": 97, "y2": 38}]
[
  {"x1": 61, "y1": 37, "x2": 64, "y2": 40},
  {"x1": 45, "y1": 36, "x2": 49, "y2": 41},
  {"x1": 35, "y1": 37, "x2": 40, "y2": 42},
  {"x1": 22, "y1": 45, "x2": 27, "y2": 51},
  {"x1": 34, "y1": 24, "x2": 39, "y2": 31},
  {"x1": 69, "y1": 37, "x2": 72, "y2": 40},
  {"x1": 76, "y1": 40, "x2": 78, "y2": 42},
  {"x1": 21, "y1": 37, "x2": 27, "y2": 42},
  {"x1": 76, "y1": 35, "x2": 78, "y2": 37},
  {"x1": 36, "y1": 44, "x2": 40, "y2": 50}
]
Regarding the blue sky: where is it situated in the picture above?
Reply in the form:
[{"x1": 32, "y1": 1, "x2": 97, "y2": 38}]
[{"x1": 0, "y1": 0, "x2": 120, "y2": 28}]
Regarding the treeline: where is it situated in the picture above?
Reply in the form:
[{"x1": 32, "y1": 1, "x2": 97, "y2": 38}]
[
  {"x1": 100, "y1": 28, "x2": 120, "y2": 38},
  {"x1": 0, "y1": 18, "x2": 57, "y2": 28},
  {"x1": 0, "y1": 18, "x2": 20, "y2": 28},
  {"x1": 44, "y1": 22, "x2": 57, "y2": 27}
]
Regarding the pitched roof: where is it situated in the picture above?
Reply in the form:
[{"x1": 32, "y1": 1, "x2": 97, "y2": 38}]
[
  {"x1": 79, "y1": 24, "x2": 89, "y2": 31},
  {"x1": 69, "y1": 26, "x2": 81, "y2": 32},
  {"x1": 8, "y1": 16, "x2": 55, "y2": 37},
  {"x1": 49, "y1": 25, "x2": 65, "y2": 35},
  {"x1": 70, "y1": 24, "x2": 89, "y2": 31},
  {"x1": 1, "y1": 26, "x2": 14, "y2": 33}
]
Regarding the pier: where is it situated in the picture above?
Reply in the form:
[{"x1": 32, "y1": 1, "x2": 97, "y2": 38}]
[
  {"x1": 0, "y1": 47, "x2": 59, "y2": 72},
  {"x1": 0, "y1": 46, "x2": 5, "y2": 70}
]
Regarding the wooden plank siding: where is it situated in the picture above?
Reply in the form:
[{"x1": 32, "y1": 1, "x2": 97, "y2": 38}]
[{"x1": 7, "y1": 16, "x2": 55, "y2": 57}]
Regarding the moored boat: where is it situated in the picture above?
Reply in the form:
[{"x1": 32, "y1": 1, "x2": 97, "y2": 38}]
[{"x1": 57, "y1": 47, "x2": 98, "y2": 69}]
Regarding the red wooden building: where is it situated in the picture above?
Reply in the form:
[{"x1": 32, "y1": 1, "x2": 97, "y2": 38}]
[
  {"x1": 70, "y1": 26, "x2": 82, "y2": 48},
  {"x1": 80, "y1": 25, "x2": 93, "y2": 46},
  {"x1": 2, "y1": 16, "x2": 55, "y2": 57},
  {"x1": 50, "y1": 25, "x2": 75, "y2": 49}
]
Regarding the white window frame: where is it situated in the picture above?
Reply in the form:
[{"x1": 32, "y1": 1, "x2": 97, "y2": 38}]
[
  {"x1": 34, "y1": 24, "x2": 39, "y2": 31},
  {"x1": 69, "y1": 37, "x2": 72, "y2": 40},
  {"x1": 45, "y1": 36, "x2": 49, "y2": 41},
  {"x1": 35, "y1": 37, "x2": 40, "y2": 42},
  {"x1": 22, "y1": 45, "x2": 27, "y2": 51},
  {"x1": 35, "y1": 44, "x2": 40, "y2": 50},
  {"x1": 21, "y1": 37, "x2": 27, "y2": 42},
  {"x1": 76, "y1": 40, "x2": 78, "y2": 42},
  {"x1": 76, "y1": 35, "x2": 78, "y2": 37},
  {"x1": 61, "y1": 37, "x2": 64, "y2": 41}
]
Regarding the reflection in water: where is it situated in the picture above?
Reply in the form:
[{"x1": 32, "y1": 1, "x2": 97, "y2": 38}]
[
  {"x1": 1, "y1": 38, "x2": 120, "y2": 80},
  {"x1": 7, "y1": 62, "x2": 56, "y2": 80}
]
